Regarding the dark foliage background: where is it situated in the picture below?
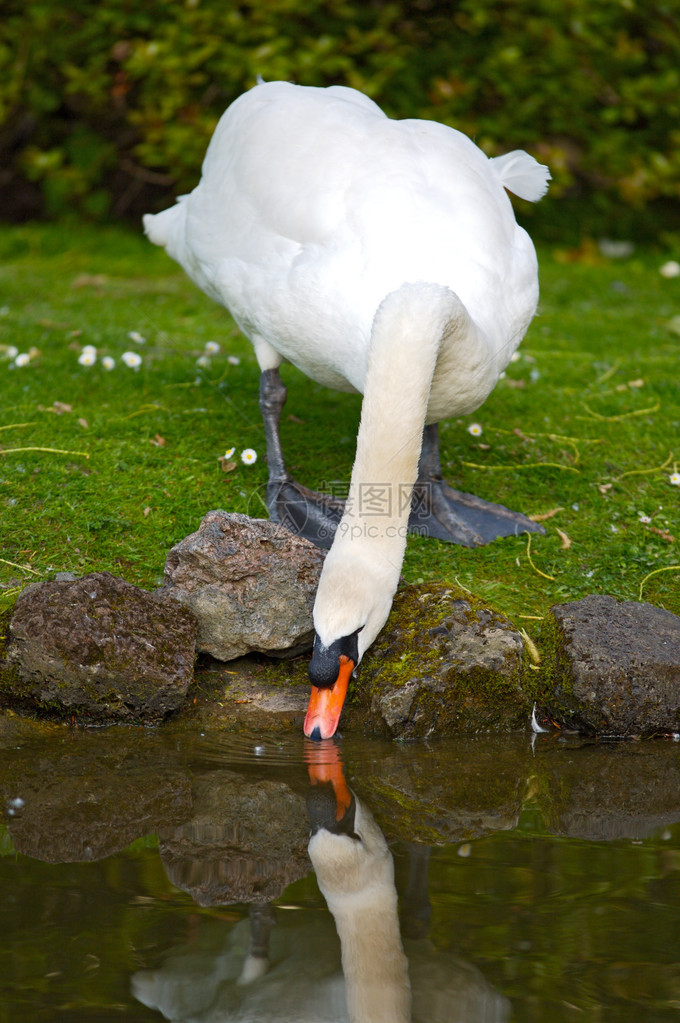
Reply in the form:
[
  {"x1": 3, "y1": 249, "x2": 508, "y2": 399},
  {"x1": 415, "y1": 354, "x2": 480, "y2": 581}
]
[{"x1": 1, "y1": 0, "x2": 679, "y2": 240}]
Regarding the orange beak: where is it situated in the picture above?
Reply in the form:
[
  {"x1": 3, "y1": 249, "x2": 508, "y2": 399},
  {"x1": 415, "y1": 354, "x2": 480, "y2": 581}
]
[{"x1": 303, "y1": 654, "x2": 354, "y2": 740}]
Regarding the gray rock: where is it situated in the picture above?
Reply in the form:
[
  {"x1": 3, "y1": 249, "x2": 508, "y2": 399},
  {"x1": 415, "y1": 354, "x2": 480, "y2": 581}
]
[
  {"x1": 353, "y1": 584, "x2": 529, "y2": 738},
  {"x1": 190, "y1": 658, "x2": 309, "y2": 731},
  {"x1": 3, "y1": 571, "x2": 197, "y2": 722},
  {"x1": 161, "y1": 510, "x2": 324, "y2": 661},
  {"x1": 548, "y1": 595, "x2": 680, "y2": 735}
]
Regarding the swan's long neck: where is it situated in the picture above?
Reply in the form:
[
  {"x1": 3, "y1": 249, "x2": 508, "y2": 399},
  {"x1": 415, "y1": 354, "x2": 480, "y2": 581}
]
[
  {"x1": 348, "y1": 281, "x2": 474, "y2": 536},
  {"x1": 313, "y1": 282, "x2": 473, "y2": 651},
  {"x1": 326, "y1": 884, "x2": 411, "y2": 1023},
  {"x1": 310, "y1": 801, "x2": 412, "y2": 1023}
]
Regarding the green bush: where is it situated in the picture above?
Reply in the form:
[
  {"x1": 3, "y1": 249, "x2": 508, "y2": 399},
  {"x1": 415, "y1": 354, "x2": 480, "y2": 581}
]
[{"x1": 1, "y1": 0, "x2": 678, "y2": 234}]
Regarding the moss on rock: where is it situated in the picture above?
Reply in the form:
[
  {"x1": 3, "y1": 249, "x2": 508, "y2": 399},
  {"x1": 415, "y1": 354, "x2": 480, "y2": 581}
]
[{"x1": 349, "y1": 582, "x2": 532, "y2": 738}]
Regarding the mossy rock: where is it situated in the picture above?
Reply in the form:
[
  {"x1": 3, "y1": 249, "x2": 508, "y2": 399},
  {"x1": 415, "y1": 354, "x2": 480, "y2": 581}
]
[{"x1": 348, "y1": 583, "x2": 532, "y2": 738}]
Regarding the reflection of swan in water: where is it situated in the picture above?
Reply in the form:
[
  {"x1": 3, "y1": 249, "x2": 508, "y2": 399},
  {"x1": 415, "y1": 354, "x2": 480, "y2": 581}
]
[
  {"x1": 306, "y1": 760, "x2": 411, "y2": 1022},
  {"x1": 132, "y1": 749, "x2": 509, "y2": 1021},
  {"x1": 132, "y1": 904, "x2": 348, "y2": 1021},
  {"x1": 306, "y1": 752, "x2": 510, "y2": 1022}
]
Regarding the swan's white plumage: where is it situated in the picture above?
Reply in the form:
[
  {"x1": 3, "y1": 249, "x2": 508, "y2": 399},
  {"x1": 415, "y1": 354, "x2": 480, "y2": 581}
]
[
  {"x1": 312, "y1": 283, "x2": 474, "y2": 657},
  {"x1": 145, "y1": 80, "x2": 549, "y2": 675},
  {"x1": 144, "y1": 80, "x2": 547, "y2": 400}
]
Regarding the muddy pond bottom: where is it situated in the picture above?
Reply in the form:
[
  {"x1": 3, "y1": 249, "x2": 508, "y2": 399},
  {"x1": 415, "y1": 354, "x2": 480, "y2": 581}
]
[{"x1": 1, "y1": 717, "x2": 680, "y2": 1022}]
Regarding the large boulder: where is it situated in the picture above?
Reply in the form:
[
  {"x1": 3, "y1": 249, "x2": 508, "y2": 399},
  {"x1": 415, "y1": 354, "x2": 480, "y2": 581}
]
[
  {"x1": 547, "y1": 595, "x2": 680, "y2": 736},
  {"x1": 161, "y1": 510, "x2": 324, "y2": 661},
  {"x1": 2, "y1": 571, "x2": 197, "y2": 722},
  {"x1": 353, "y1": 583, "x2": 529, "y2": 738}
]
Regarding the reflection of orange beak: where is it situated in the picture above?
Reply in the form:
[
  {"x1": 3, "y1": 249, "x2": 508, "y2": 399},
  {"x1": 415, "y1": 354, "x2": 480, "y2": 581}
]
[
  {"x1": 306, "y1": 741, "x2": 352, "y2": 820},
  {"x1": 303, "y1": 654, "x2": 354, "y2": 740}
]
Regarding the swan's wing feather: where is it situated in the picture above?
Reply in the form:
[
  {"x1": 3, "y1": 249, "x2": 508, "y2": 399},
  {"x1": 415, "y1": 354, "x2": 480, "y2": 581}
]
[{"x1": 490, "y1": 150, "x2": 551, "y2": 202}]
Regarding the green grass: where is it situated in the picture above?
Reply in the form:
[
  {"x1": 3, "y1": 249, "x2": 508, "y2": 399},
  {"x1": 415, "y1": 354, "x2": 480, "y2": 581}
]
[{"x1": 0, "y1": 222, "x2": 678, "y2": 629}]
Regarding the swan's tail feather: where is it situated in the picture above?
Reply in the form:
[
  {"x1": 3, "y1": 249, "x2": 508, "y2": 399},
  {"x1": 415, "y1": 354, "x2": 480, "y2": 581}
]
[
  {"x1": 142, "y1": 196, "x2": 188, "y2": 252},
  {"x1": 490, "y1": 150, "x2": 551, "y2": 202},
  {"x1": 142, "y1": 197, "x2": 191, "y2": 271}
]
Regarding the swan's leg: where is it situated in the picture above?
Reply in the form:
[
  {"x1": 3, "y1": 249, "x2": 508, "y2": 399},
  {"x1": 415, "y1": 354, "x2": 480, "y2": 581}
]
[
  {"x1": 259, "y1": 368, "x2": 345, "y2": 548},
  {"x1": 259, "y1": 375, "x2": 541, "y2": 549},
  {"x1": 259, "y1": 366, "x2": 288, "y2": 486},
  {"x1": 409, "y1": 424, "x2": 545, "y2": 546},
  {"x1": 237, "y1": 903, "x2": 277, "y2": 985}
]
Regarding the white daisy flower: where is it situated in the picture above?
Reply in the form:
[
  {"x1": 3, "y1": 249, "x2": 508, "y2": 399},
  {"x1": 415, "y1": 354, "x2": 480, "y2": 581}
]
[
  {"x1": 467, "y1": 423, "x2": 483, "y2": 437},
  {"x1": 227, "y1": 355, "x2": 240, "y2": 365},
  {"x1": 78, "y1": 349, "x2": 97, "y2": 367},
  {"x1": 128, "y1": 331, "x2": 146, "y2": 344},
  {"x1": 102, "y1": 356, "x2": 116, "y2": 371},
  {"x1": 223, "y1": 447, "x2": 236, "y2": 459},
  {"x1": 205, "y1": 341, "x2": 220, "y2": 354},
  {"x1": 5, "y1": 345, "x2": 18, "y2": 360},
  {"x1": 121, "y1": 351, "x2": 142, "y2": 369},
  {"x1": 14, "y1": 353, "x2": 30, "y2": 367},
  {"x1": 638, "y1": 514, "x2": 652, "y2": 524},
  {"x1": 241, "y1": 448, "x2": 257, "y2": 465},
  {"x1": 669, "y1": 472, "x2": 680, "y2": 487},
  {"x1": 510, "y1": 352, "x2": 521, "y2": 362},
  {"x1": 196, "y1": 355, "x2": 211, "y2": 368},
  {"x1": 659, "y1": 261, "x2": 680, "y2": 279}
]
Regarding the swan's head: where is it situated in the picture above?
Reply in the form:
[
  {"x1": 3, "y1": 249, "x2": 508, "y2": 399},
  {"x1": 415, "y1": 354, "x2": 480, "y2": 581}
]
[
  {"x1": 304, "y1": 545, "x2": 399, "y2": 740},
  {"x1": 304, "y1": 629, "x2": 360, "y2": 742},
  {"x1": 307, "y1": 785, "x2": 392, "y2": 898}
]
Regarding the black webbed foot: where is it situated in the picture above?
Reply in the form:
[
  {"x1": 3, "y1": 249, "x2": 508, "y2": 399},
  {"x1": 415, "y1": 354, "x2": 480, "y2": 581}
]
[
  {"x1": 406, "y1": 422, "x2": 544, "y2": 546},
  {"x1": 267, "y1": 477, "x2": 344, "y2": 549},
  {"x1": 408, "y1": 476, "x2": 544, "y2": 546},
  {"x1": 258, "y1": 370, "x2": 543, "y2": 550}
]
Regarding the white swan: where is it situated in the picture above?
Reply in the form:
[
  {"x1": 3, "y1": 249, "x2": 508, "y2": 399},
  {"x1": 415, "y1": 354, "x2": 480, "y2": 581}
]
[{"x1": 144, "y1": 80, "x2": 550, "y2": 739}]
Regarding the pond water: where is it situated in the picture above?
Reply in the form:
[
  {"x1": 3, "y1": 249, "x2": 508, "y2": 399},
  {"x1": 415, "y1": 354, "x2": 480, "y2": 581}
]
[{"x1": 1, "y1": 716, "x2": 680, "y2": 1022}]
